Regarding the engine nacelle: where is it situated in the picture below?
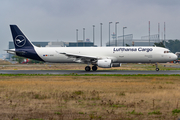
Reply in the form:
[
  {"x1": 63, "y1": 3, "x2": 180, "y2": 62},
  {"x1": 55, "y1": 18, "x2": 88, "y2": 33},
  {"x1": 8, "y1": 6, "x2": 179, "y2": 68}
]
[
  {"x1": 97, "y1": 59, "x2": 112, "y2": 68},
  {"x1": 111, "y1": 63, "x2": 121, "y2": 67}
]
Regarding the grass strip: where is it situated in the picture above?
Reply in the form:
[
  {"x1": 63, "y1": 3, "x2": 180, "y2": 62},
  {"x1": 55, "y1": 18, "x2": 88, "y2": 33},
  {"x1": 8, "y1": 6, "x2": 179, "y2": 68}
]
[{"x1": 0, "y1": 73, "x2": 179, "y2": 77}]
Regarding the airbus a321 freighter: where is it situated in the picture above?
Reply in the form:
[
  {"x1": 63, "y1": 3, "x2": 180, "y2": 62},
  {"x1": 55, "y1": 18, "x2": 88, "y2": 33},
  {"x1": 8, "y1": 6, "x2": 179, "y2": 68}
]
[{"x1": 7, "y1": 25, "x2": 177, "y2": 71}]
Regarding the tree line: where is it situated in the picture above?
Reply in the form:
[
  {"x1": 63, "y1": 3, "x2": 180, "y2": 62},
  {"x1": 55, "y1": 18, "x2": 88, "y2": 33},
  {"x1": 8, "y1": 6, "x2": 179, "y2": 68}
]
[{"x1": 154, "y1": 39, "x2": 180, "y2": 53}]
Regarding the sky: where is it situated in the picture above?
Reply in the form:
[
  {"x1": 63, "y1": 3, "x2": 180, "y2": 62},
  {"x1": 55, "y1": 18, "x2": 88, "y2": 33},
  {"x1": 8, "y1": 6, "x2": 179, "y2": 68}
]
[{"x1": 1, "y1": 0, "x2": 180, "y2": 54}]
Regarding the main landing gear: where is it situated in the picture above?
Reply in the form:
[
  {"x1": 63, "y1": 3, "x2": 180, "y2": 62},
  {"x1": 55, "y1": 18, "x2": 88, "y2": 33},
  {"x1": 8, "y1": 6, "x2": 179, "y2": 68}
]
[
  {"x1": 85, "y1": 66, "x2": 91, "y2": 71},
  {"x1": 85, "y1": 65, "x2": 97, "y2": 71},
  {"x1": 155, "y1": 63, "x2": 159, "y2": 71},
  {"x1": 92, "y1": 65, "x2": 97, "y2": 71}
]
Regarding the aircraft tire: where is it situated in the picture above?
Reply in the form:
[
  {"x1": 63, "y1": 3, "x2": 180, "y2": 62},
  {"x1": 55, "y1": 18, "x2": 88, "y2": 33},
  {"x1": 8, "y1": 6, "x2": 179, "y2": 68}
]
[
  {"x1": 85, "y1": 66, "x2": 91, "y2": 71},
  {"x1": 156, "y1": 68, "x2": 159, "y2": 71},
  {"x1": 92, "y1": 65, "x2": 97, "y2": 71}
]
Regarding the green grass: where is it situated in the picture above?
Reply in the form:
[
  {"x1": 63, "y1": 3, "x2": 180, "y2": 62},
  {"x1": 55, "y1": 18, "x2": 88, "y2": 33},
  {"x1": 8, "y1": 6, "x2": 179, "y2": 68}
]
[
  {"x1": 78, "y1": 112, "x2": 85, "y2": 114},
  {"x1": 148, "y1": 110, "x2": 162, "y2": 115},
  {"x1": 111, "y1": 104, "x2": 126, "y2": 108},
  {"x1": 172, "y1": 109, "x2": 180, "y2": 114},
  {"x1": 54, "y1": 112, "x2": 62, "y2": 115},
  {"x1": 127, "y1": 110, "x2": 143, "y2": 115},
  {"x1": 73, "y1": 90, "x2": 84, "y2": 95}
]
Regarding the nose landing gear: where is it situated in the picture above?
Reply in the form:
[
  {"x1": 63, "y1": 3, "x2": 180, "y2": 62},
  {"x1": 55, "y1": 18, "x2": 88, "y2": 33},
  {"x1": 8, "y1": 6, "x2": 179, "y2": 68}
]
[
  {"x1": 156, "y1": 68, "x2": 159, "y2": 71},
  {"x1": 155, "y1": 63, "x2": 159, "y2": 71}
]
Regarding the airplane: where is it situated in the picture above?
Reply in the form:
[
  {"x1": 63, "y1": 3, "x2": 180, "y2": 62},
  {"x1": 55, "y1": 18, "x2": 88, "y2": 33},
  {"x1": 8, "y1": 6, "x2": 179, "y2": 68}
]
[{"x1": 6, "y1": 25, "x2": 177, "y2": 71}]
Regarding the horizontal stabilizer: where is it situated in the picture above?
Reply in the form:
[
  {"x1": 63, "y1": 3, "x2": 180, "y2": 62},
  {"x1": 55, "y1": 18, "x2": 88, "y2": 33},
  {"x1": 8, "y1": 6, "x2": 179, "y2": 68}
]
[{"x1": 5, "y1": 49, "x2": 25, "y2": 55}]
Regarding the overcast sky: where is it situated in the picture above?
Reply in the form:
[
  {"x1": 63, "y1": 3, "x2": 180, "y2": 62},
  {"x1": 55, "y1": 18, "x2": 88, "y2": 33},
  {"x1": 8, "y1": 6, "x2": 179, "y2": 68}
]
[{"x1": 1, "y1": 0, "x2": 180, "y2": 54}]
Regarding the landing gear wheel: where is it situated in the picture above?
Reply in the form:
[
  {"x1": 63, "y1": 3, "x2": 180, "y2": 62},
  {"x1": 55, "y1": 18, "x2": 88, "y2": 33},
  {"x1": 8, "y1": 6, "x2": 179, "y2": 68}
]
[
  {"x1": 156, "y1": 68, "x2": 159, "y2": 71},
  {"x1": 92, "y1": 65, "x2": 97, "y2": 71},
  {"x1": 155, "y1": 63, "x2": 159, "y2": 72},
  {"x1": 85, "y1": 66, "x2": 91, "y2": 71}
]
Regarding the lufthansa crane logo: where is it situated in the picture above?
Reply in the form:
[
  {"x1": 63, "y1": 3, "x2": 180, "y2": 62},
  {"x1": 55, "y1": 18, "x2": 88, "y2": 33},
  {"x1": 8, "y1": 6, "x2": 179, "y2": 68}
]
[{"x1": 15, "y1": 35, "x2": 26, "y2": 47}]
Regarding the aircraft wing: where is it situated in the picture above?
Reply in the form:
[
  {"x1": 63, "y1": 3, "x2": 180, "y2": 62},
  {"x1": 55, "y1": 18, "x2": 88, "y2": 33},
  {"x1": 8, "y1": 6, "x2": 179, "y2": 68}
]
[
  {"x1": 60, "y1": 52, "x2": 98, "y2": 59},
  {"x1": 57, "y1": 51, "x2": 99, "y2": 63}
]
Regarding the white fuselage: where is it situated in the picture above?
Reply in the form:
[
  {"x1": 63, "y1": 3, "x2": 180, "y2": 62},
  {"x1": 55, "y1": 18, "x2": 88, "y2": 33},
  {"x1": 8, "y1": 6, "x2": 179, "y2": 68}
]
[{"x1": 34, "y1": 46, "x2": 177, "y2": 63}]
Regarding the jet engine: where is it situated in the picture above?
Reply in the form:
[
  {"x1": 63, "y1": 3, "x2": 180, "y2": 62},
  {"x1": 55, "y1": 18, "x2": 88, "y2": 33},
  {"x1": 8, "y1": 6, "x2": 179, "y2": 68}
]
[
  {"x1": 97, "y1": 59, "x2": 112, "y2": 68},
  {"x1": 111, "y1": 63, "x2": 121, "y2": 67}
]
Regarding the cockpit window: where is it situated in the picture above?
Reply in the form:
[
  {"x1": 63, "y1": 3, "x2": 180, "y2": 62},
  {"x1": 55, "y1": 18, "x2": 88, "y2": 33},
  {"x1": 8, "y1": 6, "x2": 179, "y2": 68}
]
[{"x1": 164, "y1": 51, "x2": 172, "y2": 53}]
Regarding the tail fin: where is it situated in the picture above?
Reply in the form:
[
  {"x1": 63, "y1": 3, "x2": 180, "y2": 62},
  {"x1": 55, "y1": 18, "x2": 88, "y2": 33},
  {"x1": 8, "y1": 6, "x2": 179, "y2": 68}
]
[
  {"x1": 10, "y1": 25, "x2": 34, "y2": 49},
  {"x1": 9, "y1": 25, "x2": 44, "y2": 61}
]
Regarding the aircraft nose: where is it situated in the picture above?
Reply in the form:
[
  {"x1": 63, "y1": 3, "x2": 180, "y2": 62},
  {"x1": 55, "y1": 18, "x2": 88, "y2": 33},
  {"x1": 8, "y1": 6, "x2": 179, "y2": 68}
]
[{"x1": 172, "y1": 54, "x2": 178, "y2": 60}]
